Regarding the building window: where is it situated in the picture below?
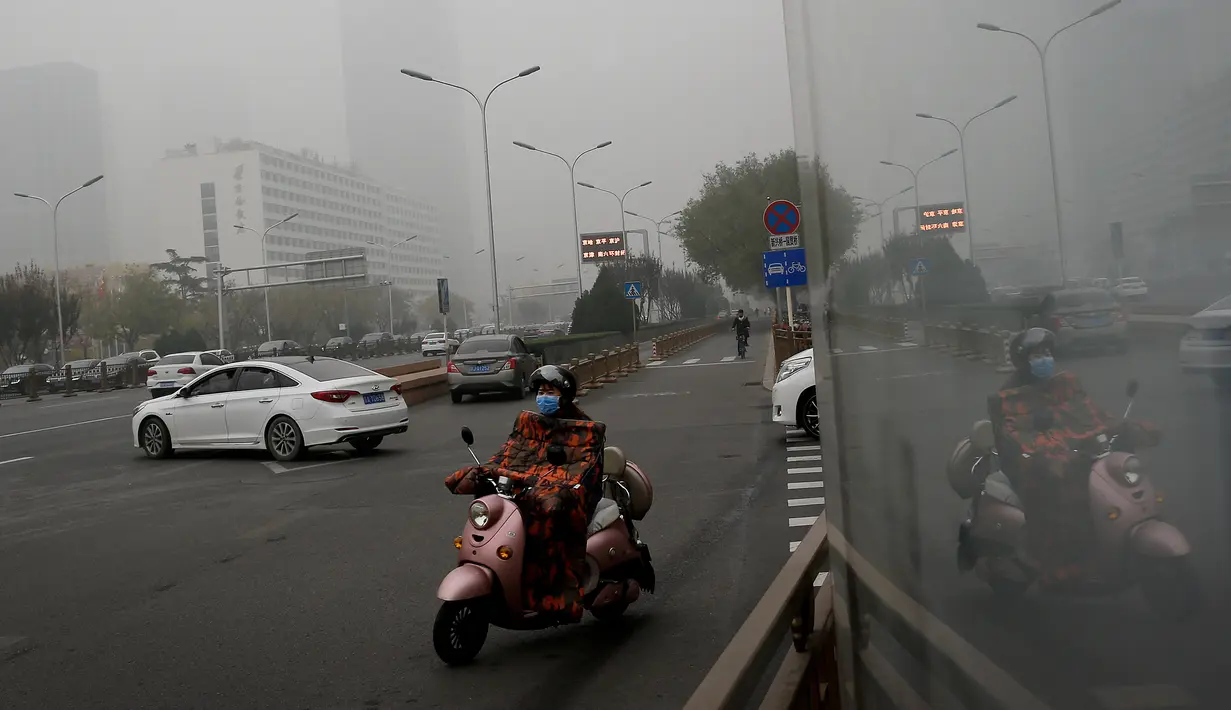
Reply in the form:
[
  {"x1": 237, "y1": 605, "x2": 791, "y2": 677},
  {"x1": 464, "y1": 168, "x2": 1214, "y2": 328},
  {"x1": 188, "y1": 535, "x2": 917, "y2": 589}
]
[
  {"x1": 201, "y1": 197, "x2": 216, "y2": 214},
  {"x1": 200, "y1": 182, "x2": 216, "y2": 199},
  {"x1": 202, "y1": 214, "x2": 218, "y2": 231}
]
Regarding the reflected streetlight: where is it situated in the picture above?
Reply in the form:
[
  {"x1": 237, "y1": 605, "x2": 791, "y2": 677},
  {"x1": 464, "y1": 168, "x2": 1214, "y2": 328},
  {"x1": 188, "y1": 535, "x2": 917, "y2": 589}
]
[
  {"x1": 14, "y1": 174, "x2": 105, "y2": 364},
  {"x1": 851, "y1": 186, "x2": 913, "y2": 245},
  {"x1": 978, "y1": 0, "x2": 1123, "y2": 281},
  {"x1": 235, "y1": 212, "x2": 298, "y2": 338},
  {"x1": 879, "y1": 150, "x2": 957, "y2": 239},
  {"x1": 916, "y1": 95, "x2": 1018, "y2": 260},
  {"x1": 401, "y1": 65, "x2": 541, "y2": 333},
  {"x1": 513, "y1": 139, "x2": 612, "y2": 297}
]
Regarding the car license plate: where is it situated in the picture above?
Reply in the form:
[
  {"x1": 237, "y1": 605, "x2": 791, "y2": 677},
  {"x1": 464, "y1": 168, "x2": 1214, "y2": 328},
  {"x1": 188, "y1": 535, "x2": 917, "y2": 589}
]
[
  {"x1": 471, "y1": 364, "x2": 490, "y2": 373},
  {"x1": 155, "y1": 381, "x2": 178, "y2": 388},
  {"x1": 363, "y1": 392, "x2": 386, "y2": 405}
]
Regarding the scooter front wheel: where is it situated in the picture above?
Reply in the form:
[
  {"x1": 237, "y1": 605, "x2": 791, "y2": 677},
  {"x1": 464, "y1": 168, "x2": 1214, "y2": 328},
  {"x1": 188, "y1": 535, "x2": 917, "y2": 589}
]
[{"x1": 433, "y1": 600, "x2": 490, "y2": 665}]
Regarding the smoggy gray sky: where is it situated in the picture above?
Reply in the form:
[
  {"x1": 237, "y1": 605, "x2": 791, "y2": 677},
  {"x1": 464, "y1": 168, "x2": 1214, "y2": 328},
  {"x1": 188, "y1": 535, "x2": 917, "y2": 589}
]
[{"x1": 2, "y1": 0, "x2": 1229, "y2": 293}]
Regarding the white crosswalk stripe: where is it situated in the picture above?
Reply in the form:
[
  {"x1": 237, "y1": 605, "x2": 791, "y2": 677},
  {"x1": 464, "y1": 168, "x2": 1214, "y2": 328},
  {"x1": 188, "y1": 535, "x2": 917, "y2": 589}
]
[
  {"x1": 784, "y1": 425, "x2": 826, "y2": 587},
  {"x1": 646, "y1": 360, "x2": 665, "y2": 366},
  {"x1": 721, "y1": 355, "x2": 736, "y2": 362},
  {"x1": 682, "y1": 358, "x2": 701, "y2": 364}
]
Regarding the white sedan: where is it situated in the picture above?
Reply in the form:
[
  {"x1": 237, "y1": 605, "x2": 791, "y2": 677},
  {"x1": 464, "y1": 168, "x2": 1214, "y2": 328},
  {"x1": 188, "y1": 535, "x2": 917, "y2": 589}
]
[
  {"x1": 132, "y1": 356, "x2": 409, "y2": 461},
  {"x1": 146, "y1": 351, "x2": 226, "y2": 398},
  {"x1": 421, "y1": 332, "x2": 459, "y2": 357},
  {"x1": 771, "y1": 348, "x2": 818, "y2": 439},
  {"x1": 1180, "y1": 294, "x2": 1231, "y2": 388}
]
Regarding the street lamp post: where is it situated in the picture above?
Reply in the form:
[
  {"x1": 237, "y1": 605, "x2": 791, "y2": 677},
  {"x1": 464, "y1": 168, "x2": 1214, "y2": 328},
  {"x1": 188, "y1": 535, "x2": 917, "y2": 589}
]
[
  {"x1": 577, "y1": 180, "x2": 653, "y2": 336},
  {"x1": 624, "y1": 210, "x2": 681, "y2": 322},
  {"x1": 14, "y1": 174, "x2": 105, "y2": 365},
  {"x1": 851, "y1": 187, "x2": 913, "y2": 245},
  {"x1": 234, "y1": 212, "x2": 299, "y2": 339},
  {"x1": 512, "y1": 140, "x2": 612, "y2": 298},
  {"x1": 916, "y1": 95, "x2": 1018, "y2": 261},
  {"x1": 402, "y1": 65, "x2": 541, "y2": 334},
  {"x1": 366, "y1": 235, "x2": 418, "y2": 332},
  {"x1": 978, "y1": 0, "x2": 1123, "y2": 282}
]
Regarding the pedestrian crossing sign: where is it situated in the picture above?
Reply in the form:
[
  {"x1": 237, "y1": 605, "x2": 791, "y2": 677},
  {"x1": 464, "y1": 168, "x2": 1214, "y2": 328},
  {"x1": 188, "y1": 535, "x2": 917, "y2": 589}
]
[
  {"x1": 909, "y1": 258, "x2": 930, "y2": 276},
  {"x1": 624, "y1": 281, "x2": 643, "y2": 299}
]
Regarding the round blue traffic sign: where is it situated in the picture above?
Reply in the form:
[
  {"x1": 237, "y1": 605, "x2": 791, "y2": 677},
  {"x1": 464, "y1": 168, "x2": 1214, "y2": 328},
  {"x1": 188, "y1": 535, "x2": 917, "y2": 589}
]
[{"x1": 764, "y1": 200, "x2": 800, "y2": 235}]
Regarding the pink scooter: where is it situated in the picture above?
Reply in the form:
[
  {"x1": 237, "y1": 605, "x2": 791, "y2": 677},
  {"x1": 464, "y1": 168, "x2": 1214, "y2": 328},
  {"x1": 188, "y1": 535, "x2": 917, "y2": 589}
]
[
  {"x1": 432, "y1": 426, "x2": 656, "y2": 665},
  {"x1": 956, "y1": 380, "x2": 1200, "y2": 621}
]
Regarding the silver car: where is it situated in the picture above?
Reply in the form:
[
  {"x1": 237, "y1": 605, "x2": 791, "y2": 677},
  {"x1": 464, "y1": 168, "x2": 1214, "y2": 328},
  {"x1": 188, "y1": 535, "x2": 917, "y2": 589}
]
[
  {"x1": 1039, "y1": 288, "x2": 1128, "y2": 353},
  {"x1": 1179, "y1": 294, "x2": 1231, "y2": 388},
  {"x1": 447, "y1": 334, "x2": 538, "y2": 403}
]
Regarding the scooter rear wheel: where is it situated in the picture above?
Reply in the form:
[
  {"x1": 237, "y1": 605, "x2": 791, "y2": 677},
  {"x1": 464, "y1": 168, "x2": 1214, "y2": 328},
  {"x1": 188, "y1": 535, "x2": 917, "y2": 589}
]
[
  {"x1": 1140, "y1": 558, "x2": 1201, "y2": 622},
  {"x1": 433, "y1": 600, "x2": 490, "y2": 665}
]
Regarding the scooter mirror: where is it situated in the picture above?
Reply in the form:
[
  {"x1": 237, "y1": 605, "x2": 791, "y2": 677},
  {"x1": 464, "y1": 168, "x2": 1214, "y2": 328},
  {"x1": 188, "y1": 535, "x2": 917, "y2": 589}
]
[
  {"x1": 461, "y1": 427, "x2": 474, "y2": 446},
  {"x1": 1126, "y1": 379, "x2": 1139, "y2": 398}
]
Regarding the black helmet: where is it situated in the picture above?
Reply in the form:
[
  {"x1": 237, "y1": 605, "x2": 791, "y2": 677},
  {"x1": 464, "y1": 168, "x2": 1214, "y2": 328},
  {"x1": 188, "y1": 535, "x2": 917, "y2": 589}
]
[
  {"x1": 1009, "y1": 327, "x2": 1055, "y2": 373},
  {"x1": 529, "y1": 365, "x2": 578, "y2": 402}
]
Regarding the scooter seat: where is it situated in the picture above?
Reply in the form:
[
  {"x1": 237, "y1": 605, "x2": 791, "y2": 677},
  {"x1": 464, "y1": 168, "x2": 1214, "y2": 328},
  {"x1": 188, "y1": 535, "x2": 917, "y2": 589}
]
[
  {"x1": 587, "y1": 498, "x2": 621, "y2": 536},
  {"x1": 983, "y1": 470, "x2": 1022, "y2": 508}
]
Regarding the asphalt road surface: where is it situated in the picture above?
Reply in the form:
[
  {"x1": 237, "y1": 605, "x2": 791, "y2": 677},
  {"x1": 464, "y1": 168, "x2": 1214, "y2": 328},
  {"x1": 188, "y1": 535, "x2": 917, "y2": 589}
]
[
  {"x1": 824, "y1": 323, "x2": 1227, "y2": 709},
  {"x1": 0, "y1": 332, "x2": 783, "y2": 709}
]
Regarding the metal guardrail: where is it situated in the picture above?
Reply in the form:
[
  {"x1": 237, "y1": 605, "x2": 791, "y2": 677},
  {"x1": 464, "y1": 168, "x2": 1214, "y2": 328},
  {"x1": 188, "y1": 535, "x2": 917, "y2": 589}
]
[
  {"x1": 0, "y1": 362, "x2": 148, "y2": 401},
  {"x1": 773, "y1": 328, "x2": 813, "y2": 371},
  {"x1": 685, "y1": 513, "x2": 834, "y2": 710},
  {"x1": 566, "y1": 344, "x2": 641, "y2": 396},
  {"x1": 689, "y1": 512, "x2": 1054, "y2": 709},
  {"x1": 650, "y1": 320, "x2": 726, "y2": 360}
]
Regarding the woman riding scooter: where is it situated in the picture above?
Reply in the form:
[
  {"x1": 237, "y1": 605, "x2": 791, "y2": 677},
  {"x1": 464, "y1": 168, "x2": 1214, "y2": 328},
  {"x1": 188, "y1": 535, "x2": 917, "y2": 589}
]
[
  {"x1": 444, "y1": 365, "x2": 598, "y2": 623},
  {"x1": 993, "y1": 328, "x2": 1160, "y2": 588}
]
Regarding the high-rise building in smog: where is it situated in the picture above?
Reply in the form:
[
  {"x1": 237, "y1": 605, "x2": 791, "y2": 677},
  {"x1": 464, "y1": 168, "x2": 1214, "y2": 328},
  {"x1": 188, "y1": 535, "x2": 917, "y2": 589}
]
[
  {"x1": 155, "y1": 138, "x2": 443, "y2": 299},
  {"x1": 339, "y1": 1, "x2": 477, "y2": 300},
  {"x1": 0, "y1": 62, "x2": 108, "y2": 270}
]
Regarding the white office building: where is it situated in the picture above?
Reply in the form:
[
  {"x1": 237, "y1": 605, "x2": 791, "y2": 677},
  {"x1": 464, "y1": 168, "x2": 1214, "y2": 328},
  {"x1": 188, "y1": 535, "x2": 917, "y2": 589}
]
[{"x1": 155, "y1": 138, "x2": 443, "y2": 297}]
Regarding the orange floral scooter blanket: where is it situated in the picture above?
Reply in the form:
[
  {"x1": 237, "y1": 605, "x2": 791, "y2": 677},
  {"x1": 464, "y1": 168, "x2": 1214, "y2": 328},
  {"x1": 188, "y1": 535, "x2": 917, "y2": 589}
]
[
  {"x1": 445, "y1": 411, "x2": 606, "y2": 619},
  {"x1": 991, "y1": 371, "x2": 1160, "y2": 586}
]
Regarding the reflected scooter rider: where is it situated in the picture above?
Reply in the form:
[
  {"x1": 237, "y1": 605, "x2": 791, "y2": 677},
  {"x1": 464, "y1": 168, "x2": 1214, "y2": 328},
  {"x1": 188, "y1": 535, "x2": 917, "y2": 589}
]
[
  {"x1": 991, "y1": 327, "x2": 1159, "y2": 587},
  {"x1": 444, "y1": 364, "x2": 598, "y2": 623},
  {"x1": 731, "y1": 309, "x2": 751, "y2": 353}
]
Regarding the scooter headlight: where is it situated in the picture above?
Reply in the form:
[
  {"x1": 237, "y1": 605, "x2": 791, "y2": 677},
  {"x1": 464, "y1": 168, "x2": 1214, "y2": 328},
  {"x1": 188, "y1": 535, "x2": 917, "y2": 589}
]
[
  {"x1": 1121, "y1": 456, "x2": 1142, "y2": 486},
  {"x1": 469, "y1": 500, "x2": 492, "y2": 529}
]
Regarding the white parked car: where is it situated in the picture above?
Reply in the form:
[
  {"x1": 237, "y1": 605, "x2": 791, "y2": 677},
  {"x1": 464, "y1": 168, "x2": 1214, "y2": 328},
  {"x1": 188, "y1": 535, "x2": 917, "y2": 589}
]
[
  {"x1": 1112, "y1": 276, "x2": 1148, "y2": 299},
  {"x1": 421, "y1": 332, "x2": 459, "y2": 357},
  {"x1": 203, "y1": 348, "x2": 235, "y2": 363},
  {"x1": 1180, "y1": 294, "x2": 1231, "y2": 388},
  {"x1": 146, "y1": 351, "x2": 226, "y2": 398},
  {"x1": 771, "y1": 348, "x2": 818, "y2": 439},
  {"x1": 132, "y1": 356, "x2": 409, "y2": 461}
]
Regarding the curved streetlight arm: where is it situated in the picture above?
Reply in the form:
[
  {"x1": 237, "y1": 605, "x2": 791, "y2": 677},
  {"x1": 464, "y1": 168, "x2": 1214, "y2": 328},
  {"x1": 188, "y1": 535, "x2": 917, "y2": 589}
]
[
  {"x1": 919, "y1": 150, "x2": 957, "y2": 173},
  {"x1": 571, "y1": 141, "x2": 611, "y2": 170},
  {"x1": 578, "y1": 182, "x2": 619, "y2": 201},
  {"x1": 964, "y1": 96, "x2": 1018, "y2": 132},
  {"x1": 880, "y1": 161, "x2": 917, "y2": 181},
  {"x1": 429, "y1": 78, "x2": 482, "y2": 110},
  {"x1": 483, "y1": 66, "x2": 540, "y2": 109},
  {"x1": 621, "y1": 181, "x2": 652, "y2": 202}
]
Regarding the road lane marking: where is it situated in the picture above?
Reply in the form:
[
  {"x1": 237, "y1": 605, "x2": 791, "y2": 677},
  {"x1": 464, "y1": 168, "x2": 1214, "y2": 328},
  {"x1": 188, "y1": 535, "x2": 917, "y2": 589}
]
[
  {"x1": 721, "y1": 356, "x2": 736, "y2": 362},
  {"x1": 814, "y1": 572, "x2": 827, "y2": 587},
  {"x1": 788, "y1": 445, "x2": 821, "y2": 451},
  {"x1": 1091, "y1": 685, "x2": 1195, "y2": 709},
  {"x1": 0, "y1": 415, "x2": 128, "y2": 439},
  {"x1": 788, "y1": 497, "x2": 826, "y2": 507},
  {"x1": 878, "y1": 371, "x2": 948, "y2": 381},
  {"x1": 899, "y1": 341, "x2": 918, "y2": 347},
  {"x1": 648, "y1": 360, "x2": 756, "y2": 369},
  {"x1": 788, "y1": 466, "x2": 823, "y2": 475},
  {"x1": 787, "y1": 455, "x2": 823, "y2": 462},
  {"x1": 832, "y1": 346, "x2": 921, "y2": 358},
  {"x1": 682, "y1": 358, "x2": 701, "y2": 364},
  {"x1": 646, "y1": 360, "x2": 665, "y2": 366},
  {"x1": 790, "y1": 540, "x2": 801, "y2": 552},
  {"x1": 0, "y1": 457, "x2": 33, "y2": 467},
  {"x1": 858, "y1": 345, "x2": 878, "y2": 351},
  {"x1": 788, "y1": 480, "x2": 824, "y2": 490},
  {"x1": 831, "y1": 348, "x2": 844, "y2": 354},
  {"x1": 39, "y1": 395, "x2": 119, "y2": 409},
  {"x1": 789, "y1": 516, "x2": 819, "y2": 527}
]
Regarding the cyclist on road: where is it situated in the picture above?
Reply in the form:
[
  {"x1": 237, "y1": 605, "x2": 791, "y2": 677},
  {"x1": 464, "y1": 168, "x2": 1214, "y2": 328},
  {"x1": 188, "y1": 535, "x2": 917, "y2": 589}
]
[{"x1": 731, "y1": 309, "x2": 751, "y2": 358}]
